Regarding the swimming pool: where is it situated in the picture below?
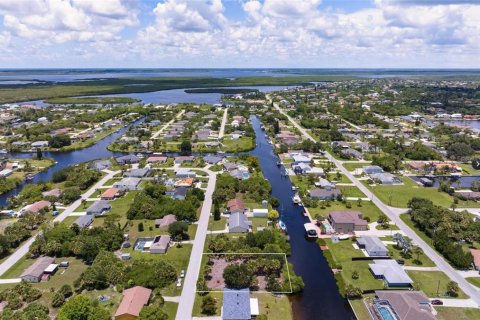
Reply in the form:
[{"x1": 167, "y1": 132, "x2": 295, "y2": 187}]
[{"x1": 377, "y1": 306, "x2": 396, "y2": 320}]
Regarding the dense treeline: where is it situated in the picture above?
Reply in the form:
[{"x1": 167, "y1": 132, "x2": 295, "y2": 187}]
[
  {"x1": 212, "y1": 174, "x2": 271, "y2": 205},
  {"x1": 127, "y1": 183, "x2": 204, "y2": 221},
  {"x1": 0, "y1": 212, "x2": 46, "y2": 258},
  {"x1": 407, "y1": 198, "x2": 476, "y2": 269}
]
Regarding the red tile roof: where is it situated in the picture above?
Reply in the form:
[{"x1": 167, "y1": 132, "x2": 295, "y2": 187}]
[
  {"x1": 471, "y1": 249, "x2": 480, "y2": 268},
  {"x1": 101, "y1": 188, "x2": 120, "y2": 199}
]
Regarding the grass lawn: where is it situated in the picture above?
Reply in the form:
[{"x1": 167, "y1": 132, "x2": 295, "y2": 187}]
[
  {"x1": 208, "y1": 217, "x2": 227, "y2": 231},
  {"x1": 465, "y1": 277, "x2": 480, "y2": 288},
  {"x1": 222, "y1": 136, "x2": 255, "y2": 152},
  {"x1": 308, "y1": 200, "x2": 385, "y2": 223},
  {"x1": 74, "y1": 201, "x2": 95, "y2": 212},
  {"x1": 123, "y1": 219, "x2": 162, "y2": 238},
  {"x1": 349, "y1": 298, "x2": 372, "y2": 320},
  {"x1": 406, "y1": 271, "x2": 468, "y2": 299},
  {"x1": 458, "y1": 163, "x2": 480, "y2": 175},
  {"x1": 436, "y1": 307, "x2": 480, "y2": 320},
  {"x1": 253, "y1": 292, "x2": 292, "y2": 320},
  {"x1": 343, "y1": 162, "x2": 370, "y2": 171},
  {"x1": 252, "y1": 217, "x2": 269, "y2": 231},
  {"x1": 338, "y1": 185, "x2": 366, "y2": 198},
  {"x1": 386, "y1": 244, "x2": 435, "y2": 267},
  {"x1": 164, "y1": 302, "x2": 179, "y2": 319},
  {"x1": 193, "y1": 292, "x2": 223, "y2": 317},
  {"x1": 362, "y1": 176, "x2": 455, "y2": 208},
  {"x1": 104, "y1": 178, "x2": 121, "y2": 186},
  {"x1": 326, "y1": 238, "x2": 385, "y2": 291},
  {"x1": 327, "y1": 172, "x2": 351, "y2": 184},
  {"x1": 126, "y1": 244, "x2": 192, "y2": 273}
]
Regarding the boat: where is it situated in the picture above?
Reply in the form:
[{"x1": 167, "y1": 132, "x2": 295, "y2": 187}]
[
  {"x1": 278, "y1": 220, "x2": 287, "y2": 232},
  {"x1": 25, "y1": 174, "x2": 34, "y2": 181},
  {"x1": 260, "y1": 125, "x2": 266, "y2": 131},
  {"x1": 292, "y1": 194, "x2": 301, "y2": 204},
  {"x1": 291, "y1": 186, "x2": 297, "y2": 191},
  {"x1": 136, "y1": 153, "x2": 145, "y2": 159},
  {"x1": 276, "y1": 161, "x2": 281, "y2": 167},
  {"x1": 0, "y1": 149, "x2": 7, "y2": 154},
  {"x1": 450, "y1": 172, "x2": 462, "y2": 178},
  {"x1": 304, "y1": 223, "x2": 318, "y2": 238}
]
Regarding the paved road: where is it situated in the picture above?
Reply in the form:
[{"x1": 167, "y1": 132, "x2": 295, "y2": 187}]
[
  {"x1": 218, "y1": 108, "x2": 228, "y2": 139},
  {"x1": 176, "y1": 168, "x2": 217, "y2": 320},
  {"x1": 152, "y1": 109, "x2": 185, "y2": 139},
  {"x1": 0, "y1": 170, "x2": 119, "y2": 277},
  {"x1": 273, "y1": 102, "x2": 480, "y2": 306}
]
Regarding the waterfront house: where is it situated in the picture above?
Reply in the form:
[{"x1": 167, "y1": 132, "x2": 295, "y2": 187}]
[
  {"x1": 175, "y1": 169, "x2": 197, "y2": 178},
  {"x1": 115, "y1": 286, "x2": 152, "y2": 320},
  {"x1": 90, "y1": 160, "x2": 111, "y2": 171},
  {"x1": 370, "y1": 172, "x2": 402, "y2": 185},
  {"x1": 227, "y1": 198, "x2": 245, "y2": 214},
  {"x1": 228, "y1": 212, "x2": 252, "y2": 233},
  {"x1": 222, "y1": 288, "x2": 258, "y2": 320},
  {"x1": 42, "y1": 188, "x2": 62, "y2": 198},
  {"x1": 116, "y1": 154, "x2": 139, "y2": 165},
  {"x1": 328, "y1": 210, "x2": 368, "y2": 233},
  {"x1": 369, "y1": 260, "x2": 413, "y2": 287},
  {"x1": 174, "y1": 156, "x2": 194, "y2": 164},
  {"x1": 204, "y1": 155, "x2": 223, "y2": 165},
  {"x1": 24, "y1": 200, "x2": 51, "y2": 214},
  {"x1": 124, "y1": 168, "x2": 150, "y2": 178},
  {"x1": 86, "y1": 200, "x2": 111, "y2": 217},
  {"x1": 363, "y1": 166, "x2": 385, "y2": 175},
  {"x1": 308, "y1": 188, "x2": 341, "y2": 200},
  {"x1": 31, "y1": 141, "x2": 49, "y2": 148},
  {"x1": 146, "y1": 156, "x2": 168, "y2": 164},
  {"x1": 373, "y1": 291, "x2": 435, "y2": 320},
  {"x1": 357, "y1": 236, "x2": 389, "y2": 257}
]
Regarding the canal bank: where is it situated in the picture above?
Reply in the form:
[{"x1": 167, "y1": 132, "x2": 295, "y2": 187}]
[
  {"x1": 0, "y1": 118, "x2": 145, "y2": 206},
  {"x1": 249, "y1": 116, "x2": 354, "y2": 320}
]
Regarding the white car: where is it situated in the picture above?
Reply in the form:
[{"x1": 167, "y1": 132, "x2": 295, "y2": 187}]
[
  {"x1": 180, "y1": 270, "x2": 185, "y2": 278},
  {"x1": 176, "y1": 278, "x2": 182, "y2": 287}
]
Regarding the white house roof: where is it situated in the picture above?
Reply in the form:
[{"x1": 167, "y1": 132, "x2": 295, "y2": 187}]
[{"x1": 369, "y1": 260, "x2": 413, "y2": 285}]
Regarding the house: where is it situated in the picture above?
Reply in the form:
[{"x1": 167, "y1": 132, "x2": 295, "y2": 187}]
[
  {"x1": 328, "y1": 210, "x2": 368, "y2": 233},
  {"x1": 470, "y1": 249, "x2": 480, "y2": 270},
  {"x1": 315, "y1": 178, "x2": 334, "y2": 189},
  {"x1": 114, "y1": 177, "x2": 142, "y2": 190},
  {"x1": 195, "y1": 129, "x2": 211, "y2": 140},
  {"x1": 175, "y1": 168, "x2": 197, "y2": 178},
  {"x1": 168, "y1": 186, "x2": 188, "y2": 200},
  {"x1": 369, "y1": 260, "x2": 413, "y2": 287},
  {"x1": 150, "y1": 235, "x2": 171, "y2": 254},
  {"x1": 373, "y1": 290, "x2": 435, "y2": 320},
  {"x1": 146, "y1": 156, "x2": 168, "y2": 164},
  {"x1": 86, "y1": 200, "x2": 111, "y2": 216},
  {"x1": 116, "y1": 154, "x2": 139, "y2": 165},
  {"x1": 174, "y1": 178, "x2": 194, "y2": 188},
  {"x1": 101, "y1": 188, "x2": 122, "y2": 200},
  {"x1": 31, "y1": 141, "x2": 49, "y2": 148},
  {"x1": 357, "y1": 236, "x2": 389, "y2": 257},
  {"x1": 42, "y1": 188, "x2": 62, "y2": 198},
  {"x1": 20, "y1": 256, "x2": 55, "y2": 282},
  {"x1": 363, "y1": 166, "x2": 384, "y2": 175},
  {"x1": 308, "y1": 188, "x2": 341, "y2": 200},
  {"x1": 228, "y1": 212, "x2": 252, "y2": 233},
  {"x1": 114, "y1": 286, "x2": 152, "y2": 320},
  {"x1": 454, "y1": 191, "x2": 480, "y2": 201},
  {"x1": 174, "y1": 156, "x2": 194, "y2": 164},
  {"x1": 292, "y1": 163, "x2": 324, "y2": 176},
  {"x1": 154, "y1": 214, "x2": 177, "y2": 228},
  {"x1": 75, "y1": 215, "x2": 93, "y2": 229},
  {"x1": 90, "y1": 160, "x2": 111, "y2": 171},
  {"x1": 222, "y1": 288, "x2": 257, "y2": 320},
  {"x1": 124, "y1": 168, "x2": 150, "y2": 178},
  {"x1": 370, "y1": 172, "x2": 402, "y2": 185},
  {"x1": 204, "y1": 155, "x2": 223, "y2": 165},
  {"x1": 227, "y1": 198, "x2": 245, "y2": 214},
  {"x1": 24, "y1": 200, "x2": 51, "y2": 214},
  {"x1": 223, "y1": 162, "x2": 238, "y2": 172},
  {"x1": 342, "y1": 148, "x2": 363, "y2": 160},
  {"x1": 291, "y1": 154, "x2": 311, "y2": 165}
]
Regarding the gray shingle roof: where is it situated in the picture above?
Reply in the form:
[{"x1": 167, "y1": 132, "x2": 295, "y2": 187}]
[{"x1": 223, "y1": 288, "x2": 251, "y2": 320}]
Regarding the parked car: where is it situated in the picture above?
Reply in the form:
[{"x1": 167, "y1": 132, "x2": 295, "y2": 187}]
[
  {"x1": 396, "y1": 259, "x2": 405, "y2": 265},
  {"x1": 180, "y1": 270, "x2": 185, "y2": 278},
  {"x1": 176, "y1": 278, "x2": 182, "y2": 287},
  {"x1": 431, "y1": 299, "x2": 443, "y2": 305}
]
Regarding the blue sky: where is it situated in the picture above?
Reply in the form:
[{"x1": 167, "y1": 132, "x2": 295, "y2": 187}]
[{"x1": 0, "y1": 0, "x2": 478, "y2": 68}]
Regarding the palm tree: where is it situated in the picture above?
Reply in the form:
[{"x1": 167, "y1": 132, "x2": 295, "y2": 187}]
[{"x1": 412, "y1": 246, "x2": 422, "y2": 264}]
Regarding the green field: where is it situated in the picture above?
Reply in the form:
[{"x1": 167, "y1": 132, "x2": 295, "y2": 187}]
[
  {"x1": 0, "y1": 75, "x2": 355, "y2": 104},
  {"x1": 308, "y1": 199, "x2": 386, "y2": 223},
  {"x1": 436, "y1": 307, "x2": 480, "y2": 320},
  {"x1": 406, "y1": 270, "x2": 468, "y2": 299},
  {"x1": 386, "y1": 244, "x2": 435, "y2": 267},
  {"x1": 465, "y1": 277, "x2": 480, "y2": 288}
]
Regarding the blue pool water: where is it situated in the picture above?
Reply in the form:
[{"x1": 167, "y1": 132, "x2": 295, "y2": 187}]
[{"x1": 378, "y1": 306, "x2": 396, "y2": 320}]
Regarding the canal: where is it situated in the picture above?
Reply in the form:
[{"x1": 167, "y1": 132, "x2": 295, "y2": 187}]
[
  {"x1": 0, "y1": 118, "x2": 144, "y2": 206},
  {"x1": 249, "y1": 115, "x2": 354, "y2": 320}
]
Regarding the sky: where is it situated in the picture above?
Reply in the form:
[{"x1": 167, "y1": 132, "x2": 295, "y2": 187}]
[{"x1": 0, "y1": 0, "x2": 479, "y2": 68}]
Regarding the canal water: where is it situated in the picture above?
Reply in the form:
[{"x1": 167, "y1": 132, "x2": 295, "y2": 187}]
[
  {"x1": 0, "y1": 118, "x2": 144, "y2": 206},
  {"x1": 249, "y1": 116, "x2": 354, "y2": 320}
]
